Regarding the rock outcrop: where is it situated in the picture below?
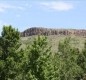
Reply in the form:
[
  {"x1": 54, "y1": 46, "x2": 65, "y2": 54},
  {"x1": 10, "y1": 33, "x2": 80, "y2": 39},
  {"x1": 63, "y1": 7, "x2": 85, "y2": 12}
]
[{"x1": 21, "y1": 27, "x2": 86, "y2": 37}]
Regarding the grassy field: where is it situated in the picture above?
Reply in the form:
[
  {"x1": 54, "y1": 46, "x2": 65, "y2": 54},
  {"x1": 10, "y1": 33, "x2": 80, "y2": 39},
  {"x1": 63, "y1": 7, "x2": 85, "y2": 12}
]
[{"x1": 20, "y1": 35, "x2": 86, "y2": 52}]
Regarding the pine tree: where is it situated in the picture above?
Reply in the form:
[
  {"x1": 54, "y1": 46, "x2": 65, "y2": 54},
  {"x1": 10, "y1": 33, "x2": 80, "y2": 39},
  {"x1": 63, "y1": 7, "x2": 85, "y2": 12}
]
[
  {"x1": 25, "y1": 36, "x2": 52, "y2": 80},
  {"x1": 77, "y1": 40, "x2": 86, "y2": 79},
  {"x1": 0, "y1": 25, "x2": 23, "y2": 80},
  {"x1": 56, "y1": 37, "x2": 83, "y2": 80}
]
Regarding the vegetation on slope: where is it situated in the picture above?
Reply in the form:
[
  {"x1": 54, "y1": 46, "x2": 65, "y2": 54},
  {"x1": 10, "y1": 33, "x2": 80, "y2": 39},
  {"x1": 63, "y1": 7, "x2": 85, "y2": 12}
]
[{"x1": 0, "y1": 25, "x2": 86, "y2": 80}]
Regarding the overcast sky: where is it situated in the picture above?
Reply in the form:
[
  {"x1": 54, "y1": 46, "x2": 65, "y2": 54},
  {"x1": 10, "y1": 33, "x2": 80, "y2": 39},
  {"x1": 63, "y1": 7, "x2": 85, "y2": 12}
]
[{"x1": 0, "y1": 0, "x2": 86, "y2": 33}]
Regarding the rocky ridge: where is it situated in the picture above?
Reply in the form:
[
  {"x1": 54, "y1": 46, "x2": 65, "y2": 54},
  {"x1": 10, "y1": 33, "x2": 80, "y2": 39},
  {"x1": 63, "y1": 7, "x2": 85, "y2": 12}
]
[{"x1": 21, "y1": 27, "x2": 86, "y2": 37}]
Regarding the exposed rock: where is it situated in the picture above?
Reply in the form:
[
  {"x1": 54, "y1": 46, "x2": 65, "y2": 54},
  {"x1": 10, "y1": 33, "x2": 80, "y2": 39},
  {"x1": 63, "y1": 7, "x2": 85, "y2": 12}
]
[{"x1": 21, "y1": 27, "x2": 86, "y2": 37}]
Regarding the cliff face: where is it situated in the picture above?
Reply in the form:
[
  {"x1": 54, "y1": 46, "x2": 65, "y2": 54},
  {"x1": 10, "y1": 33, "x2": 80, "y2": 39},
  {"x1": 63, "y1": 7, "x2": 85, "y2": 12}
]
[{"x1": 21, "y1": 27, "x2": 86, "y2": 37}]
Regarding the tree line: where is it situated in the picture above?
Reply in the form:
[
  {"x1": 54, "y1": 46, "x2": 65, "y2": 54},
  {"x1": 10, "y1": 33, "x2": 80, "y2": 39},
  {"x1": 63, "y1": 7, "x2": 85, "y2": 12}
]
[{"x1": 0, "y1": 25, "x2": 86, "y2": 80}]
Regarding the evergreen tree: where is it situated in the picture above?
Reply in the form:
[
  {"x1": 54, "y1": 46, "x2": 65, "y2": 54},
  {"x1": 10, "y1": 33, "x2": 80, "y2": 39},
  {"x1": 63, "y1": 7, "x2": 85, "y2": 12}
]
[
  {"x1": 77, "y1": 40, "x2": 86, "y2": 79},
  {"x1": 55, "y1": 37, "x2": 83, "y2": 80},
  {"x1": 0, "y1": 25, "x2": 23, "y2": 80},
  {"x1": 25, "y1": 36, "x2": 52, "y2": 80}
]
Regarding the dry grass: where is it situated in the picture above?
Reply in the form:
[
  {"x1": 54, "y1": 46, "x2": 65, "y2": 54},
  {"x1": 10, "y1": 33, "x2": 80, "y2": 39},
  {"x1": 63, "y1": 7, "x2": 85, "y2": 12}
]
[{"x1": 20, "y1": 35, "x2": 86, "y2": 52}]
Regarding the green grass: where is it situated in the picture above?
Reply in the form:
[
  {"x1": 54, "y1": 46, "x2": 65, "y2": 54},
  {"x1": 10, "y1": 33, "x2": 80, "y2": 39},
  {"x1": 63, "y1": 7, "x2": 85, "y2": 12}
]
[{"x1": 20, "y1": 35, "x2": 86, "y2": 52}]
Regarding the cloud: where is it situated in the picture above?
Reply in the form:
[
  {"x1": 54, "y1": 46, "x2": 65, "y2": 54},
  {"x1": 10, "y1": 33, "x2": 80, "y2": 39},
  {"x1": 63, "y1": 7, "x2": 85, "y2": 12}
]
[
  {"x1": 40, "y1": 1, "x2": 73, "y2": 11},
  {"x1": 0, "y1": 3, "x2": 25, "y2": 12},
  {"x1": 0, "y1": 4, "x2": 10, "y2": 12}
]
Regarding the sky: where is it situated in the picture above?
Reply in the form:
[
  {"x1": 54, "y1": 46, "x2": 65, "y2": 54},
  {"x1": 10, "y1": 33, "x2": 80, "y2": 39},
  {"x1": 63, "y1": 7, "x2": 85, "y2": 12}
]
[{"x1": 0, "y1": 0, "x2": 86, "y2": 33}]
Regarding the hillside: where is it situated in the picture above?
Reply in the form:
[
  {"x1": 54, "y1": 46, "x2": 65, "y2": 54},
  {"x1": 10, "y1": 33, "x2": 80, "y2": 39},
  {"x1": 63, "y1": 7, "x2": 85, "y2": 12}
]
[
  {"x1": 21, "y1": 27, "x2": 86, "y2": 37},
  {"x1": 1, "y1": 26, "x2": 86, "y2": 80},
  {"x1": 21, "y1": 35, "x2": 86, "y2": 52}
]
